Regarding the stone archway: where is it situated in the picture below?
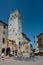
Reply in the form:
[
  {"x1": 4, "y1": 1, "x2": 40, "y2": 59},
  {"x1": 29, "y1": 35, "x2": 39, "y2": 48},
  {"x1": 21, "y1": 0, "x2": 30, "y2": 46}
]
[
  {"x1": 1, "y1": 48, "x2": 5, "y2": 53},
  {"x1": 6, "y1": 47, "x2": 11, "y2": 56}
]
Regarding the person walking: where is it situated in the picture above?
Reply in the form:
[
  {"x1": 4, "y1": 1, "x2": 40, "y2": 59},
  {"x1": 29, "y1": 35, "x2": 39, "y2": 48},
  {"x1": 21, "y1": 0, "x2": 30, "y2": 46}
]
[{"x1": 1, "y1": 53, "x2": 5, "y2": 60}]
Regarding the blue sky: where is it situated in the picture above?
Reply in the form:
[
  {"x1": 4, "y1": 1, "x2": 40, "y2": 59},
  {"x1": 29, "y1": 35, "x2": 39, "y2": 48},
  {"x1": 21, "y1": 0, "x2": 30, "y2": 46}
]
[{"x1": 0, "y1": 0, "x2": 43, "y2": 48}]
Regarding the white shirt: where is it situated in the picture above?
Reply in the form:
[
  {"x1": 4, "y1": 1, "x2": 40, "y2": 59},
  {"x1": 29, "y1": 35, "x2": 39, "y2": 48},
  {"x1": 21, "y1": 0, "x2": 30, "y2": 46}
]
[{"x1": 2, "y1": 53, "x2": 4, "y2": 57}]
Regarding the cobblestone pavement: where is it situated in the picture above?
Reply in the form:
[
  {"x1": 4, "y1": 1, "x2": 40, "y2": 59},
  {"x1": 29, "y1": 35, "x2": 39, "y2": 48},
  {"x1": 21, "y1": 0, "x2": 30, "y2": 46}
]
[{"x1": 0, "y1": 56, "x2": 43, "y2": 65}]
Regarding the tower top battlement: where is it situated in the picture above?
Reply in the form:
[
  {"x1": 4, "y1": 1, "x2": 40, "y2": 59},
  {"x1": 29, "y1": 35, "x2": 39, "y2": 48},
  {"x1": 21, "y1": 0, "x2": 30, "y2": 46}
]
[{"x1": 10, "y1": 9, "x2": 21, "y2": 18}]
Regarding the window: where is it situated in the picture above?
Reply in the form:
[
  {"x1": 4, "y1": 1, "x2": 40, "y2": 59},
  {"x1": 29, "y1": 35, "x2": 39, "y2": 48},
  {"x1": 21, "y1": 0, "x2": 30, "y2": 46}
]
[
  {"x1": 2, "y1": 38, "x2": 5, "y2": 44},
  {"x1": 15, "y1": 14, "x2": 16, "y2": 16}
]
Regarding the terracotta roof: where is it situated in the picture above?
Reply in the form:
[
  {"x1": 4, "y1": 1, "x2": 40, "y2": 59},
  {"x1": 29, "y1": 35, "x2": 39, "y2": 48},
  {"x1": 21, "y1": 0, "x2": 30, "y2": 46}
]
[
  {"x1": 37, "y1": 33, "x2": 43, "y2": 37},
  {"x1": 22, "y1": 33, "x2": 31, "y2": 41},
  {"x1": 0, "y1": 20, "x2": 8, "y2": 26}
]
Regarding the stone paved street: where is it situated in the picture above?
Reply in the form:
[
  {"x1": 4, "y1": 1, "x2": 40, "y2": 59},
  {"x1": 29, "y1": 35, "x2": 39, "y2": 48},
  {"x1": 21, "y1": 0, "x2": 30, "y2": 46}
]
[{"x1": 0, "y1": 56, "x2": 43, "y2": 65}]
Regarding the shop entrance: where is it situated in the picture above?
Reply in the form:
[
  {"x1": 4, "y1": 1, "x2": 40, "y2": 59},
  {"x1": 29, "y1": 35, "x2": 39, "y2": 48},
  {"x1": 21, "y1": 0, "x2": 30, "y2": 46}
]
[
  {"x1": 6, "y1": 47, "x2": 10, "y2": 56},
  {"x1": 2, "y1": 48, "x2": 5, "y2": 53}
]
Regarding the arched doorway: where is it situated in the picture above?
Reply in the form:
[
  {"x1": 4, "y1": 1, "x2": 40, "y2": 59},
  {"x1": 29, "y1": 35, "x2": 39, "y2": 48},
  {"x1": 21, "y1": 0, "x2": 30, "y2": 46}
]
[
  {"x1": 15, "y1": 50, "x2": 17, "y2": 56},
  {"x1": 2, "y1": 48, "x2": 5, "y2": 53},
  {"x1": 6, "y1": 47, "x2": 11, "y2": 56}
]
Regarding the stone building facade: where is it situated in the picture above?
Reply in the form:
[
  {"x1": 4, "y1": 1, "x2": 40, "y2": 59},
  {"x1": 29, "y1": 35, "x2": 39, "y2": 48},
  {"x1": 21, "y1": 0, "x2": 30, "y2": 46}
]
[
  {"x1": 0, "y1": 10, "x2": 31, "y2": 57},
  {"x1": 0, "y1": 20, "x2": 8, "y2": 54},
  {"x1": 21, "y1": 33, "x2": 31, "y2": 53},
  {"x1": 34, "y1": 33, "x2": 43, "y2": 55}
]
